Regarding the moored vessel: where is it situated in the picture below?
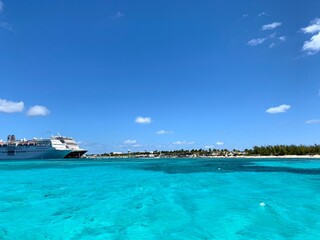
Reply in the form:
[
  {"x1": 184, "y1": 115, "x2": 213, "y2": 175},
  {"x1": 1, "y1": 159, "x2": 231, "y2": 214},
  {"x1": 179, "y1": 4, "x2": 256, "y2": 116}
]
[
  {"x1": 0, "y1": 135, "x2": 72, "y2": 160},
  {"x1": 51, "y1": 135, "x2": 87, "y2": 158}
]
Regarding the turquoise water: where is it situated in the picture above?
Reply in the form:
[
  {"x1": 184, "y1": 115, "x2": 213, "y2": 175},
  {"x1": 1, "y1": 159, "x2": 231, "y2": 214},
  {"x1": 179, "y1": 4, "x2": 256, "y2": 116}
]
[{"x1": 0, "y1": 158, "x2": 320, "y2": 239}]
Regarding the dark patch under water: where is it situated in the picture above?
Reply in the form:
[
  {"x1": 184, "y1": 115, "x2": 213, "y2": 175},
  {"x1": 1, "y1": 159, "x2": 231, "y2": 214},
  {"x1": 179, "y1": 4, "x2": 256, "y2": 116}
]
[
  {"x1": 134, "y1": 158, "x2": 320, "y2": 175},
  {"x1": 0, "y1": 158, "x2": 320, "y2": 175}
]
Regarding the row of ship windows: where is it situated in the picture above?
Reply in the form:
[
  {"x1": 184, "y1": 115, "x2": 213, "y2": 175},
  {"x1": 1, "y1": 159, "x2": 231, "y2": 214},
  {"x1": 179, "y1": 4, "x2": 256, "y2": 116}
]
[{"x1": 1, "y1": 150, "x2": 54, "y2": 154}]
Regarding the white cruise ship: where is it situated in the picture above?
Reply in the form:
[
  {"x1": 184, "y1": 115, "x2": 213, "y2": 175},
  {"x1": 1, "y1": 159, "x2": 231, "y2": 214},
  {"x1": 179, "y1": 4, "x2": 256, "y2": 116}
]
[
  {"x1": 51, "y1": 135, "x2": 87, "y2": 158},
  {"x1": 0, "y1": 135, "x2": 82, "y2": 160}
]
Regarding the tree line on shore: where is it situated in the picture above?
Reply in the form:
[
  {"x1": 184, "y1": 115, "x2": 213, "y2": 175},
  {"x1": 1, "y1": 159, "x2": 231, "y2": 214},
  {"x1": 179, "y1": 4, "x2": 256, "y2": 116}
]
[
  {"x1": 93, "y1": 144, "x2": 320, "y2": 157},
  {"x1": 246, "y1": 144, "x2": 320, "y2": 156},
  {"x1": 99, "y1": 148, "x2": 232, "y2": 157}
]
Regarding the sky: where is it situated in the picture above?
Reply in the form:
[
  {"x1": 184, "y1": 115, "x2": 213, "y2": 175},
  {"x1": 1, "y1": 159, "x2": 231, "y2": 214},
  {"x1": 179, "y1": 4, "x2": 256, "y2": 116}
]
[{"x1": 0, "y1": 0, "x2": 320, "y2": 153}]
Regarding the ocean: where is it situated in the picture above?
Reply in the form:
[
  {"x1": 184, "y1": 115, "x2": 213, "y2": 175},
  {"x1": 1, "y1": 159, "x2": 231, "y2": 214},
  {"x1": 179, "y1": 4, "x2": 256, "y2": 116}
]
[{"x1": 0, "y1": 158, "x2": 319, "y2": 239}]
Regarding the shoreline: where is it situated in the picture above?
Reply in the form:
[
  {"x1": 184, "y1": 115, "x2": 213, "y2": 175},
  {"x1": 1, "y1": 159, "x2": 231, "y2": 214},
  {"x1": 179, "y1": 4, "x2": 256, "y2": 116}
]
[
  {"x1": 86, "y1": 155, "x2": 320, "y2": 159},
  {"x1": 207, "y1": 155, "x2": 320, "y2": 159}
]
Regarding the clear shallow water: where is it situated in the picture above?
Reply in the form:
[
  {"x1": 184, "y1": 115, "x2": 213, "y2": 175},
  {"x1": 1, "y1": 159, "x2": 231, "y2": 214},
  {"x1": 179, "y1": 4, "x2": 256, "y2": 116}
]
[{"x1": 0, "y1": 158, "x2": 320, "y2": 240}]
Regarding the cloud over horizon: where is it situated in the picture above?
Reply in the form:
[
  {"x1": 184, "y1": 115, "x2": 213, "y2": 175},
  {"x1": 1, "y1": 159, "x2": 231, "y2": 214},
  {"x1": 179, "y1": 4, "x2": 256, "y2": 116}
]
[
  {"x1": 0, "y1": 98, "x2": 24, "y2": 113},
  {"x1": 216, "y1": 141, "x2": 224, "y2": 146},
  {"x1": 27, "y1": 105, "x2": 50, "y2": 116},
  {"x1": 172, "y1": 140, "x2": 195, "y2": 145},
  {"x1": 302, "y1": 18, "x2": 320, "y2": 54},
  {"x1": 204, "y1": 145, "x2": 215, "y2": 149},
  {"x1": 135, "y1": 116, "x2": 152, "y2": 124},
  {"x1": 124, "y1": 139, "x2": 137, "y2": 144},
  {"x1": 156, "y1": 130, "x2": 173, "y2": 135},
  {"x1": 306, "y1": 119, "x2": 320, "y2": 124},
  {"x1": 266, "y1": 104, "x2": 291, "y2": 114}
]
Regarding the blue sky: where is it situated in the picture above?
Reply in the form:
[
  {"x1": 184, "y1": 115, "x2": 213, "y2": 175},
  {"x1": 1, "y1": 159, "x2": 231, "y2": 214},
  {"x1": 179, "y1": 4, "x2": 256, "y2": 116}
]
[{"x1": 0, "y1": 0, "x2": 320, "y2": 153}]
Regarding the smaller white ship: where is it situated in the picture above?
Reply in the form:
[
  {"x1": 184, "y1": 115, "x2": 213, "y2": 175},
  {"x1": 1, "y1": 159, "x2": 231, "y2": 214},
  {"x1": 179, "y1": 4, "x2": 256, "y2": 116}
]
[{"x1": 51, "y1": 135, "x2": 87, "y2": 158}]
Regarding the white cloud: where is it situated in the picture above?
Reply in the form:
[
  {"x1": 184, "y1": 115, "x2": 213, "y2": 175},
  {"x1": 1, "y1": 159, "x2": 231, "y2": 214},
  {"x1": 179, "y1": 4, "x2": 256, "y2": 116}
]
[
  {"x1": 216, "y1": 141, "x2": 224, "y2": 146},
  {"x1": 258, "y1": 12, "x2": 268, "y2": 17},
  {"x1": 0, "y1": 22, "x2": 12, "y2": 31},
  {"x1": 268, "y1": 32, "x2": 276, "y2": 38},
  {"x1": 115, "y1": 12, "x2": 124, "y2": 18},
  {"x1": 111, "y1": 11, "x2": 124, "y2": 20},
  {"x1": 306, "y1": 119, "x2": 320, "y2": 124},
  {"x1": 27, "y1": 105, "x2": 50, "y2": 116},
  {"x1": 302, "y1": 32, "x2": 320, "y2": 55},
  {"x1": 279, "y1": 36, "x2": 286, "y2": 42},
  {"x1": 0, "y1": 1, "x2": 4, "y2": 13},
  {"x1": 266, "y1": 104, "x2": 291, "y2": 114},
  {"x1": 269, "y1": 35, "x2": 286, "y2": 48},
  {"x1": 0, "y1": 2, "x2": 13, "y2": 32},
  {"x1": 135, "y1": 116, "x2": 152, "y2": 124},
  {"x1": 204, "y1": 145, "x2": 215, "y2": 149},
  {"x1": 172, "y1": 141, "x2": 195, "y2": 145},
  {"x1": 262, "y1": 22, "x2": 282, "y2": 31},
  {"x1": 124, "y1": 139, "x2": 137, "y2": 144},
  {"x1": 249, "y1": 34, "x2": 286, "y2": 48},
  {"x1": 302, "y1": 18, "x2": 320, "y2": 34},
  {"x1": 248, "y1": 38, "x2": 266, "y2": 46},
  {"x1": 0, "y1": 99, "x2": 24, "y2": 113},
  {"x1": 301, "y1": 18, "x2": 320, "y2": 55},
  {"x1": 156, "y1": 130, "x2": 173, "y2": 135},
  {"x1": 269, "y1": 43, "x2": 276, "y2": 48}
]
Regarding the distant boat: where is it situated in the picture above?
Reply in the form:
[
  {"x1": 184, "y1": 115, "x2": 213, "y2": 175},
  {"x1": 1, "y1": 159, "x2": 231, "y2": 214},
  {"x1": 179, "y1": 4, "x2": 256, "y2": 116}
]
[{"x1": 0, "y1": 135, "x2": 87, "y2": 160}]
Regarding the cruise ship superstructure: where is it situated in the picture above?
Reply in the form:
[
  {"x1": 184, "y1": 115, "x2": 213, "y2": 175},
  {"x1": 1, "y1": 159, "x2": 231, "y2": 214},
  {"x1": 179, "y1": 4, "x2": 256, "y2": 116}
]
[
  {"x1": 0, "y1": 135, "x2": 87, "y2": 160},
  {"x1": 52, "y1": 135, "x2": 87, "y2": 158}
]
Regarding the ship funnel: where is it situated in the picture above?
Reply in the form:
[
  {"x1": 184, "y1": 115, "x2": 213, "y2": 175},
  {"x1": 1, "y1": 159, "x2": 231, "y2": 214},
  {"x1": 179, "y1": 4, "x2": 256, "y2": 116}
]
[{"x1": 7, "y1": 135, "x2": 16, "y2": 142}]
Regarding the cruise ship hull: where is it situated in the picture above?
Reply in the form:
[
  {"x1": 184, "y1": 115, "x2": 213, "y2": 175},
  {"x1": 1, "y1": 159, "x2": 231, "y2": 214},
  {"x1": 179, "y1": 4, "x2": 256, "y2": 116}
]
[
  {"x1": 64, "y1": 150, "x2": 88, "y2": 158},
  {"x1": 0, "y1": 149, "x2": 72, "y2": 160}
]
